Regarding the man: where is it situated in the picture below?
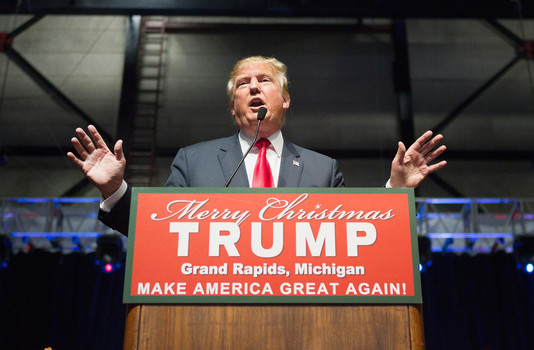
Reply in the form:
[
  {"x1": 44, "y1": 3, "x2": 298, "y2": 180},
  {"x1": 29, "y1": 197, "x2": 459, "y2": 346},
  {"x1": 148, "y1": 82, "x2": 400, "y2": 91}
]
[{"x1": 67, "y1": 56, "x2": 446, "y2": 235}]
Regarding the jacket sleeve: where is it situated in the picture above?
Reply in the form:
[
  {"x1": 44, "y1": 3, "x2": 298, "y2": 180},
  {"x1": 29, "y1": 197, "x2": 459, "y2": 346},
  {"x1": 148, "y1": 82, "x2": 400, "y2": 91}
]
[
  {"x1": 330, "y1": 159, "x2": 345, "y2": 188},
  {"x1": 98, "y1": 185, "x2": 132, "y2": 236},
  {"x1": 164, "y1": 147, "x2": 189, "y2": 187}
]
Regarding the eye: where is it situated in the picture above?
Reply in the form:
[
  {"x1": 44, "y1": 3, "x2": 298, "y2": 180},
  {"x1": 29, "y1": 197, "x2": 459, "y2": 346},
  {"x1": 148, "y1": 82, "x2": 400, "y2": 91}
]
[{"x1": 236, "y1": 80, "x2": 248, "y2": 88}]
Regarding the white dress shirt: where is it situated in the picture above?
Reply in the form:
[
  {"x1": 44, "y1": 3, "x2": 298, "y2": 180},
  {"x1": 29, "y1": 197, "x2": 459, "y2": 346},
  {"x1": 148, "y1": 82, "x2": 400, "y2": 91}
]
[{"x1": 238, "y1": 130, "x2": 283, "y2": 188}]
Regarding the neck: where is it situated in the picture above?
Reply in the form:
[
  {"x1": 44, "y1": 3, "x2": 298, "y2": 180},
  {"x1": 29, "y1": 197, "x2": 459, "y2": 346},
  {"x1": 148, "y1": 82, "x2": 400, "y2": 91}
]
[
  {"x1": 240, "y1": 128, "x2": 277, "y2": 140},
  {"x1": 239, "y1": 129, "x2": 282, "y2": 145}
]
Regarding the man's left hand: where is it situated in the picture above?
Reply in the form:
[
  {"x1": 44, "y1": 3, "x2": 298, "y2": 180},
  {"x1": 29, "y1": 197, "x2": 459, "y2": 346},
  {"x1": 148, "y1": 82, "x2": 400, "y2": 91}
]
[{"x1": 390, "y1": 130, "x2": 447, "y2": 188}]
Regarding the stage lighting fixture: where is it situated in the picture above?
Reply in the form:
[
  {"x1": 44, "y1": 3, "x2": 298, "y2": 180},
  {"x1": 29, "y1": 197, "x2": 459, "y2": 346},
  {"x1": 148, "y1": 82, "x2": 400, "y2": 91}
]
[
  {"x1": 513, "y1": 236, "x2": 534, "y2": 274},
  {"x1": 0, "y1": 235, "x2": 11, "y2": 269},
  {"x1": 418, "y1": 236, "x2": 432, "y2": 273},
  {"x1": 95, "y1": 234, "x2": 124, "y2": 274}
]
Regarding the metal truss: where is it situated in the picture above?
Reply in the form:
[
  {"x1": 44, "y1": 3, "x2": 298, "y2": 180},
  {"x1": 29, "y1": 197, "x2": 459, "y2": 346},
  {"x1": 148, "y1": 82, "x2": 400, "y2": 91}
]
[
  {"x1": 416, "y1": 198, "x2": 534, "y2": 254},
  {"x1": 0, "y1": 15, "x2": 113, "y2": 142},
  {"x1": 432, "y1": 19, "x2": 534, "y2": 134},
  {"x1": 1, "y1": 196, "x2": 534, "y2": 255},
  {"x1": 0, "y1": 197, "x2": 118, "y2": 254}
]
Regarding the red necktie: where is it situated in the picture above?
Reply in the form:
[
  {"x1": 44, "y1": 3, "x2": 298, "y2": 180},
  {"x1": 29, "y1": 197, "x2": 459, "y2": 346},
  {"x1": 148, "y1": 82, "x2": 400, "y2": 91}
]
[{"x1": 252, "y1": 138, "x2": 275, "y2": 188}]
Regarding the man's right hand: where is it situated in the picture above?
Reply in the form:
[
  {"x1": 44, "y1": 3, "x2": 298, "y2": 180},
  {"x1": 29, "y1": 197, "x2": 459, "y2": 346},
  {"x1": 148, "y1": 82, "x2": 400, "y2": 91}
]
[{"x1": 67, "y1": 125, "x2": 126, "y2": 198}]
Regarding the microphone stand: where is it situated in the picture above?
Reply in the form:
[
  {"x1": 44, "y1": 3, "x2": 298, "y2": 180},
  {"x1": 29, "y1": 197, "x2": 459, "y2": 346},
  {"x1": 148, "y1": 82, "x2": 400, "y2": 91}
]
[{"x1": 225, "y1": 107, "x2": 267, "y2": 187}]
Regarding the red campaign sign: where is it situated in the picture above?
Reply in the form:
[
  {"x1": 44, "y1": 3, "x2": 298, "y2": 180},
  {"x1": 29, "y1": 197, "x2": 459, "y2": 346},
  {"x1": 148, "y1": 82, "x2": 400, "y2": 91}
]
[{"x1": 123, "y1": 188, "x2": 421, "y2": 304}]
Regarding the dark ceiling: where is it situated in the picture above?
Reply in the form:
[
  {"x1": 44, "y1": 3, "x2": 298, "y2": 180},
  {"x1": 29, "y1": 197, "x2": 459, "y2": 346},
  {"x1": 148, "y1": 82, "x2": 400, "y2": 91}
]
[
  {"x1": 1, "y1": 0, "x2": 533, "y2": 19},
  {"x1": 0, "y1": 2, "x2": 533, "y2": 198}
]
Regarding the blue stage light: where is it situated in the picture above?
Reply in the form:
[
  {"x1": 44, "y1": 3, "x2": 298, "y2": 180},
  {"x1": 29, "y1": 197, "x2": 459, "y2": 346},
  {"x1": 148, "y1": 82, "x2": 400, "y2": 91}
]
[
  {"x1": 419, "y1": 261, "x2": 432, "y2": 273},
  {"x1": 526, "y1": 263, "x2": 534, "y2": 274},
  {"x1": 418, "y1": 236, "x2": 432, "y2": 273},
  {"x1": 12, "y1": 232, "x2": 102, "y2": 238},
  {"x1": 0, "y1": 236, "x2": 11, "y2": 270},
  {"x1": 514, "y1": 236, "x2": 534, "y2": 274}
]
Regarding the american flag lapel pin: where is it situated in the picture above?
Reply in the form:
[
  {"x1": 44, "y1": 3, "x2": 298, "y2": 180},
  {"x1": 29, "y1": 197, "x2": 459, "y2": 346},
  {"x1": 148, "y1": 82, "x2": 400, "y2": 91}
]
[{"x1": 293, "y1": 160, "x2": 300, "y2": 167}]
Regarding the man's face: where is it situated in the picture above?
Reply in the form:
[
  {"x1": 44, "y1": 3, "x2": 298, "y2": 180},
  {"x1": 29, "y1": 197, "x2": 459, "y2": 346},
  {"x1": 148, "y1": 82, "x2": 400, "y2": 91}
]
[{"x1": 231, "y1": 62, "x2": 290, "y2": 138}]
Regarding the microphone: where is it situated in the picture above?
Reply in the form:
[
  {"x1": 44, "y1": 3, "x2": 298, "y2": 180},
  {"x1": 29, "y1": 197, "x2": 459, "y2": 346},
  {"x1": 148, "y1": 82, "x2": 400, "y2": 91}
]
[
  {"x1": 256, "y1": 106, "x2": 267, "y2": 121},
  {"x1": 225, "y1": 107, "x2": 268, "y2": 187}
]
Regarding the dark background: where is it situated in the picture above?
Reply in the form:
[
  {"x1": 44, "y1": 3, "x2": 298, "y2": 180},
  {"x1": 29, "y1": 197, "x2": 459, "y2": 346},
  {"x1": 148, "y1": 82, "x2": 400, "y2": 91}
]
[{"x1": 0, "y1": 251, "x2": 533, "y2": 349}]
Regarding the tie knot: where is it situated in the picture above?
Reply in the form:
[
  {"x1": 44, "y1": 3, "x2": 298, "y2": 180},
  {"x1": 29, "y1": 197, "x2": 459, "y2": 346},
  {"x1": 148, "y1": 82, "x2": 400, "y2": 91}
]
[{"x1": 255, "y1": 138, "x2": 271, "y2": 149}]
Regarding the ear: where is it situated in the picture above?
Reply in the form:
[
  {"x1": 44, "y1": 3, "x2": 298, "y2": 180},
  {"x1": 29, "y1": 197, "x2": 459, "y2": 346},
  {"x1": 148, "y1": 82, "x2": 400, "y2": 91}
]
[
  {"x1": 282, "y1": 96, "x2": 291, "y2": 110},
  {"x1": 230, "y1": 101, "x2": 236, "y2": 117}
]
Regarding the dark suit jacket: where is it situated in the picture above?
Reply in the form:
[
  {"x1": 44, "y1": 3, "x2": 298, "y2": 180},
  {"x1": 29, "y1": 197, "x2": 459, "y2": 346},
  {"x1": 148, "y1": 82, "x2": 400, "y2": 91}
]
[{"x1": 99, "y1": 134, "x2": 345, "y2": 235}]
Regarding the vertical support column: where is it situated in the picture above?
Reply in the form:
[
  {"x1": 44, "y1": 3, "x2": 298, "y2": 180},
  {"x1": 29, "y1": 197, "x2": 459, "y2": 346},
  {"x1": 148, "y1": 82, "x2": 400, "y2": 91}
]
[
  {"x1": 392, "y1": 19, "x2": 415, "y2": 144},
  {"x1": 117, "y1": 15, "x2": 142, "y2": 153}
]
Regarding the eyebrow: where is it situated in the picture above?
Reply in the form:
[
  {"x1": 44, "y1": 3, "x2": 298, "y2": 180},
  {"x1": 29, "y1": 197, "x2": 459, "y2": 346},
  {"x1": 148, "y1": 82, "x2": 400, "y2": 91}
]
[{"x1": 235, "y1": 71, "x2": 275, "y2": 82}]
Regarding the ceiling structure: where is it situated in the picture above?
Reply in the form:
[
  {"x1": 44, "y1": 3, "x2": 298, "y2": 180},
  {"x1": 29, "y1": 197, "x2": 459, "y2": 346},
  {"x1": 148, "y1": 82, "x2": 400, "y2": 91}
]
[
  {"x1": 1, "y1": 0, "x2": 533, "y2": 18},
  {"x1": 0, "y1": 1, "x2": 533, "y2": 198}
]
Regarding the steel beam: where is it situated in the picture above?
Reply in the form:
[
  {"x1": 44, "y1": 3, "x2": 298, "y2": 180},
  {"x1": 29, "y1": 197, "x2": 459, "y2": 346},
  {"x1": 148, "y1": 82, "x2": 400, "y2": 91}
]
[
  {"x1": 432, "y1": 54, "x2": 522, "y2": 134},
  {"x1": 61, "y1": 178, "x2": 91, "y2": 197},
  {"x1": 7, "y1": 147, "x2": 534, "y2": 162},
  {"x1": 430, "y1": 20, "x2": 529, "y2": 134},
  {"x1": 392, "y1": 19, "x2": 415, "y2": 144},
  {"x1": 314, "y1": 149, "x2": 534, "y2": 161},
  {"x1": 485, "y1": 19, "x2": 526, "y2": 47},
  {"x1": 116, "y1": 15, "x2": 141, "y2": 150},
  {"x1": 6, "y1": 15, "x2": 44, "y2": 39},
  {"x1": 0, "y1": 0, "x2": 532, "y2": 18},
  {"x1": 1, "y1": 14, "x2": 112, "y2": 141},
  {"x1": 1, "y1": 14, "x2": 113, "y2": 143},
  {"x1": 428, "y1": 174, "x2": 464, "y2": 197},
  {"x1": 2, "y1": 46, "x2": 113, "y2": 142},
  {"x1": 161, "y1": 21, "x2": 392, "y2": 34}
]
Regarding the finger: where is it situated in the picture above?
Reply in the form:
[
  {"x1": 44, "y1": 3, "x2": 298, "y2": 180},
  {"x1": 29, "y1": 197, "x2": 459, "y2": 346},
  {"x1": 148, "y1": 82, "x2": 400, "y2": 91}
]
[
  {"x1": 424, "y1": 145, "x2": 447, "y2": 163},
  {"x1": 88, "y1": 125, "x2": 110, "y2": 151},
  {"x1": 75, "y1": 127, "x2": 96, "y2": 153},
  {"x1": 70, "y1": 136, "x2": 89, "y2": 160},
  {"x1": 407, "y1": 130, "x2": 433, "y2": 153},
  {"x1": 427, "y1": 160, "x2": 447, "y2": 174},
  {"x1": 67, "y1": 151, "x2": 84, "y2": 169},
  {"x1": 419, "y1": 133, "x2": 444, "y2": 156}
]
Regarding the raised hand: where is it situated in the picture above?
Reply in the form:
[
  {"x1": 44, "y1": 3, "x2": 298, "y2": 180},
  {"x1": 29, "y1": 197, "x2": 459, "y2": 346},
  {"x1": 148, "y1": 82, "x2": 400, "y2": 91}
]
[
  {"x1": 67, "y1": 125, "x2": 126, "y2": 198},
  {"x1": 390, "y1": 130, "x2": 447, "y2": 188}
]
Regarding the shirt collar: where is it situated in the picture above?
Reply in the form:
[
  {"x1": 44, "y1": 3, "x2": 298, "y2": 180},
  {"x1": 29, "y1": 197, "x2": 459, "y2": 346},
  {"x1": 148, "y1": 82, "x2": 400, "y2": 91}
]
[{"x1": 238, "y1": 130, "x2": 284, "y2": 158}]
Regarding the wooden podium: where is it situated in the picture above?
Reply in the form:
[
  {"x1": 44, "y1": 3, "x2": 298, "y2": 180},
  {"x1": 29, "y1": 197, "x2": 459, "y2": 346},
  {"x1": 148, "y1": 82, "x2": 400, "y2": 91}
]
[
  {"x1": 123, "y1": 189, "x2": 424, "y2": 349},
  {"x1": 123, "y1": 304, "x2": 424, "y2": 349}
]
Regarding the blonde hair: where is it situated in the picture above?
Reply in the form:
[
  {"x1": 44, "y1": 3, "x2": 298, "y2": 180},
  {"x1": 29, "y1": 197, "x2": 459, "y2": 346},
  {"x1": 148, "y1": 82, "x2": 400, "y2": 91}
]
[{"x1": 226, "y1": 56, "x2": 289, "y2": 106}]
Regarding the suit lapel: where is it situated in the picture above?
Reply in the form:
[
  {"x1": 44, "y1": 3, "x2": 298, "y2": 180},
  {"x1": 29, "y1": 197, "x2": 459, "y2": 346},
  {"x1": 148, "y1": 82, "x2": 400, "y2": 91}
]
[
  {"x1": 217, "y1": 134, "x2": 250, "y2": 187},
  {"x1": 278, "y1": 140, "x2": 302, "y2": 187}
]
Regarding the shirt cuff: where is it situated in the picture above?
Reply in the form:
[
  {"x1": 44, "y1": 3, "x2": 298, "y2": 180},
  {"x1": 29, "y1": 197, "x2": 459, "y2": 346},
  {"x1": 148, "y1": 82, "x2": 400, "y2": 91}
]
[{"x1": 100, "y1": 180, "x2": 128, "y2": 212}]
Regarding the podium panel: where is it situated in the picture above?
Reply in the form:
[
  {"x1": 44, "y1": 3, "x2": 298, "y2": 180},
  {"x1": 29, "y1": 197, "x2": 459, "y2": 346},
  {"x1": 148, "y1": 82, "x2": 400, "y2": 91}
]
[
  {"x1": 124, "y1": 304, "x2": 424, "y2": 350},
  {"x1": 123, "y1": 189, "x2": 425, "y2": 349}
]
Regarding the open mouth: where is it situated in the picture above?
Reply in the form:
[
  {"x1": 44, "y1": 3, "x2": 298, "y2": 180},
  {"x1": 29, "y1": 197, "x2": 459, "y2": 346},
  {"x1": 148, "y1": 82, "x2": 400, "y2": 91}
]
[{"x1": 249, "y1": 98, "x2": 265, "y2": 109}]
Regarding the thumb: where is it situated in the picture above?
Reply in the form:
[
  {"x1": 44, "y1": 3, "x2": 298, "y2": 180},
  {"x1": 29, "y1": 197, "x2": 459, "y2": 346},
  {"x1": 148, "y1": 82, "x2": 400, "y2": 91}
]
[
  {"x1": 114, "y1": 140, "x2": 124, "y2": 161},
  {"x1": 394, "y1": 141, "x2": 406, "y2": 164}
]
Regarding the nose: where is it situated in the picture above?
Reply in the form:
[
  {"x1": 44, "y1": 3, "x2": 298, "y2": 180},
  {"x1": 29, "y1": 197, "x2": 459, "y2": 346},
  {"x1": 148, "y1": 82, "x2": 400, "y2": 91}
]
[{"x1": 249, "y1": 78, "x2": 260, "y2": 94}]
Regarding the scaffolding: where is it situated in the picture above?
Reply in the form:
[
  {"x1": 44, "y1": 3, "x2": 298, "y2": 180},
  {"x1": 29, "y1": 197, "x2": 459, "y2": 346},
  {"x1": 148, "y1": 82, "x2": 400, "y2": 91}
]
[
  {"x1": 416, "y1": 198, "x2": 534, "y2": 253},
  {"x1": 0, "y1": 197, "x2": 118, "y2": 254},
  {"x1": 1, "y1": 196, "x2": 534, "y2": 256}
]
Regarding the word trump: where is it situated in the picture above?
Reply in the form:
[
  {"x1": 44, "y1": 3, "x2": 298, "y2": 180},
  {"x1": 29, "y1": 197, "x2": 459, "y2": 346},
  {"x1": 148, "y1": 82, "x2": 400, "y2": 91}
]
[{"x1": 169, "y1": 221, "x2": 377, "y2": 257}]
